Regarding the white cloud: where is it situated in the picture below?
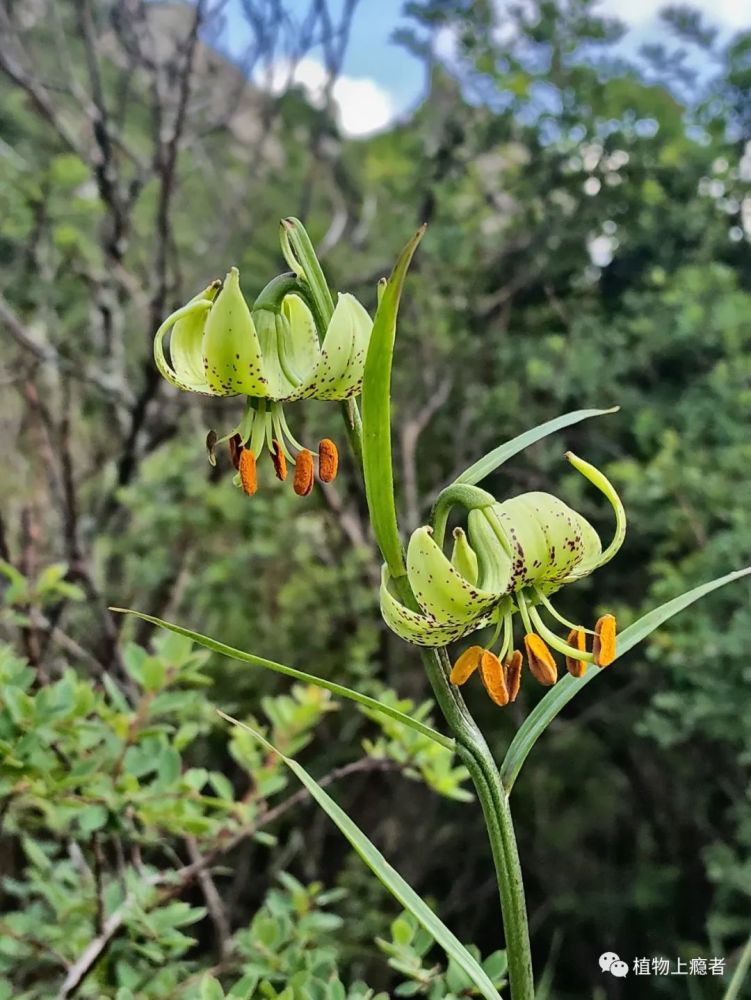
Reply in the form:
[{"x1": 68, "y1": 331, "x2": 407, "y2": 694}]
[
  {"x1": 597, "y1": 0, "x2": 749, "y2": 29},
  {"x1": 264, "y1": 57, "x2": 395, "y2": 138}
]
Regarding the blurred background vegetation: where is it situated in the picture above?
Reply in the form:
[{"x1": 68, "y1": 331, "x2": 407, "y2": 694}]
[{"x1": 1, "y1": 1, "x2": 751, "y2": 997}]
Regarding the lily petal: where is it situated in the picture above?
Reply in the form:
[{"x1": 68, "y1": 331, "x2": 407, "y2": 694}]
[
  {"x1": 168, "y1": 281, "x2": 220, "y2": 389},
  {"x1": 289, "y1": 293, "x2": 372, "y2": 401},
  {"x1": 202, "y1": 268, "x2": 269, "y2": 397},
  {"x1": 407, "y1": 526, "x2": 500, "y2": 626},
  {"x1": 154, "y1": 293, "x2": 214, "y2": 394},
  {"x1": 278, "y1": 294, "x2": 320, "y2": 394},
  {"x1": 253, "y1": 309, "x2": 299, "y2": 399},
  {"x1": 379, "y1": 566, "x2": 494, "y2": 646},
  {"x1": 493, "y1": 494, "x2": 596, "y2": 589}
]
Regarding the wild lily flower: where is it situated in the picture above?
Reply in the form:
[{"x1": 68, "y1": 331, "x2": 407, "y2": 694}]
[
  {"x1": 380, "y1": 453, "x2": 626, "y2": 704},
  {"x1": 153, "y1": 267, "x2": 372, "y2": 495}
]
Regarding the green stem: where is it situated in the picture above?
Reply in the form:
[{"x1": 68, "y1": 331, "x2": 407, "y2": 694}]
[
  {"x1": 723, "y1": 933, "x2": 751, "y2": 1000},
  {"x1": 320, "y1": 223, "x2": 534, "y2": 998},
  {"x1": 420, "y1": 645, "x2": 535, "y2": 1000}
]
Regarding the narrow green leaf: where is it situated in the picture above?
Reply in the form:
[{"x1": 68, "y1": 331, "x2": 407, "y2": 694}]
[
  {"x1": 110, "y1": 608, "x2": 453, "y2": 751},
  {"x1": 454, "y1": 407, "x2": 618, "y2": 487},
  {"x1": 500, "y1": 565, "x2": 751, "y2": 792},
  {"x1": 361, "y1": 227, "x2": 426, "y2": 578},
  {"x1": 723, "y1": 932, "x2": 751, "y2": 1000},
  {"x1": 218, "y1": 712, "x2": 501, "y2": 1000}
]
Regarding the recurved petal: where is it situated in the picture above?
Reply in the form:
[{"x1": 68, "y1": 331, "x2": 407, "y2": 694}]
[
  {"x1": 407, "y1": 526, "x2": 500, "y2": 626},
  {"x1": 278, "y1": 294, "x2": 320, "y2": 394},
  {"x1": 451, "y1": 527, "x2": 479, "y2": 586},
  {"x1": 565, "y1": 515, "x2": 603, "y2": 579},
  {"x1": 252, "y1": 309, "x2": 298, "y2": 399},
  {"x1": 201, "y1": 268, "x2": 269, "y2": 397},
  {"x1": 289, "y1": 293, "x2": 372, "y2": 401},
  {"x1": 167, "y1": 281, "x2": 221, "y2": 389},
  {"x1": 379, "y1": 566, "x2": 492, "y2": 647},
  {"x1": 154, "y1": 292, "x2": 215, "y2": 394}
]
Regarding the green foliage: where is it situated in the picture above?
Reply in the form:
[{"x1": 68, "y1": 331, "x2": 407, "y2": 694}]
[
  {"x1": 377, "y1": 911, "x2": 507, "y2": 998},
  {"x1": 0, "y1": 565, "x2": 471, "y2": 998},
  {"x1": 3, "y1": 0, "x2": 751, "y2": 996}
]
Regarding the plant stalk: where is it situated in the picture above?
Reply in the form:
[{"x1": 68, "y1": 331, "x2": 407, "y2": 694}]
[
  {"x1": 723, "y1": 933, "x2": 751, "y2": 1000},
  {"x1": 421, "y1": 646, "x2": 535, "y2": 1000},
  {"x1": 307, "y1": 217, "x2": 536, "y2": 998}
]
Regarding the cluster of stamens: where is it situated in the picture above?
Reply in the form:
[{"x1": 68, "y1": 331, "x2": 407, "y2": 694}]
[
  {"x1": 219, "y1": 399, "x2": 338, "y2": 497},
  {"x1": 450, "y1": 588, "x2": 616, "y2": 705}
]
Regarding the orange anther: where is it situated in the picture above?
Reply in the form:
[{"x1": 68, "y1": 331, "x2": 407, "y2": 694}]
[
  {"x1": 293, "y1": 448, "x2": 315, "y2": 497},
  {"x1": 565, "y1": 627, "x2": 588, "y2": 678},
  {"x1": 450, "y1": 645, "x2": 483, "y2": 685},
  {"x1": 318, "y1": 438, "x2": 339, "y2": 483},
  {"x1": 271, "y1": 439, "x2": 287, "y2": 481},
  {"x1": 239, "y1": 449, "x2": 257, "y2": 496},
  {"x1": 228, "y1": 433, "x2": 243, "y2": 471},
  {"x1": 504, "y1": 650, "x2": 523, "y2": 702},
  {"x1": 593, "y1": 614, "x2": 616, "y2": 667},
  {"x1": 479, "y1": 650, "x2": 510, "y2": 707},
  {"x1": 524, "y1": 634, "x2": 558, "y2": 687}
]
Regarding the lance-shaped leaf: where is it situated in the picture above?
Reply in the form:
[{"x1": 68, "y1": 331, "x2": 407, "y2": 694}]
[
  {"x1": 218, "y1": 712, "x2": 502, "y2": 1000},
  {"x1": 499, "y1": 565, "x2": 751, "y2": 792},
  {"x1": 454, "y1": 406, "x2": 618, "y2": 487},
  {"x1": 361, "y1": 227, "x2": 426, "y2": 579},
  {"x1": 111, "y1": 608, "x2": 454, "y2": 750}
]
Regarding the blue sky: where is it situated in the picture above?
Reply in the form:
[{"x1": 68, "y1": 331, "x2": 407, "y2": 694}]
[{"x1": 222, "y1": 0, "x2": 749, "y2": 136}]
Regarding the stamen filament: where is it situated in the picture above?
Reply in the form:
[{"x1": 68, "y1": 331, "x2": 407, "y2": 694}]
[
  {"x1": 516, "y1": 590, "x2": 536, "y2": 637},
  {"x1": 249, "y1": 400, "x2": 267, "y2": 456},
  {"x1": 271, "y1": 406, "x2": 294, "y2": 462},
  {"x1": 264, "y1": 409, "x2": 275, "y2": 452},
  {"x1": 534, "y1": 588, "x2": 595, "y2": 636},
  {"x1": 497, "y1": 608, "x2": 514, "y2": 663},
  {"x1": 277, "y1": 403, "x2": 305, "y2": 453},
  {"x1": 528, "y1": 604, "x2": 594, "y2": 663}
]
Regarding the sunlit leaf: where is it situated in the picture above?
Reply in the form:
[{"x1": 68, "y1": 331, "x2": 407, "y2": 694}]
[
  {"x1": 500, "y1": 565, "x2": 751, "y2": 791},
  {"x1": 110, "y1": 608, "x2": 454, "y2": 751},
  {"x1": 218, "y1": 712, "x2": 501, "y2": 1000},
  {"x1": 454, "y1": 407, "x2": 618, "y2": 487}
]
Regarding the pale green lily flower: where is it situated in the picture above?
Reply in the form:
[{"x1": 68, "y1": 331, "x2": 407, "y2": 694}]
[
  {"x1": 153, "y1": 267, "x2": 372, "y2": 494},
  {"x1": 380, "y1": 453, "x2": 626, "y2": 700}
]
